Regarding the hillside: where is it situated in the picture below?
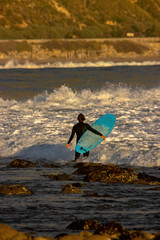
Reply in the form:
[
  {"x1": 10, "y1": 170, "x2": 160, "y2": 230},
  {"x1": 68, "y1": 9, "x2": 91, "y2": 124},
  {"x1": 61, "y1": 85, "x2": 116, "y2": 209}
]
[{"x1": 0, "y1": 0, "x2": 160, "y2": 39}]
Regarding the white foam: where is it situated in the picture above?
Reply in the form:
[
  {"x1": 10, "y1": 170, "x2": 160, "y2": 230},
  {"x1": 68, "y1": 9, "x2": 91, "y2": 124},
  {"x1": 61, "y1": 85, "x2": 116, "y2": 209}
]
[
  {"x1": 0, "y1": 85, "x2": 159, "y2": 167},
  {"x1": 1, "y1": 60, "x2": 160, "y2": 69}
]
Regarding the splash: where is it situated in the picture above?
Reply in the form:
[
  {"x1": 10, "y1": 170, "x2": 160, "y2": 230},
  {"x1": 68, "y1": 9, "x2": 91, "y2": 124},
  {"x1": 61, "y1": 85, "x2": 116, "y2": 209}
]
[{"x1": 0, "y1": 85, "x2": 159, "y2": 167}]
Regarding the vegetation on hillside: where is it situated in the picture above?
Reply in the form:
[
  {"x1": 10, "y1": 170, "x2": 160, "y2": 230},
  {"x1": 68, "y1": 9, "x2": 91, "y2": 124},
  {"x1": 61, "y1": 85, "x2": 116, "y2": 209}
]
[
  {"x1": 0, "y1": 0, "x2": 160, "y2": 39},
  {"x1": 0, "y1": 41, "x2": 32, "y2": 54}
]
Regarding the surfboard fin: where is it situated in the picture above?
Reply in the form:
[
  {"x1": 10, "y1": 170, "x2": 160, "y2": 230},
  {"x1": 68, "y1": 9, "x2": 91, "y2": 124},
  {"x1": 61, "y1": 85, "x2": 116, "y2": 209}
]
[{"x1": 80, "y1": 147, "x2": 87, "y2": 153}]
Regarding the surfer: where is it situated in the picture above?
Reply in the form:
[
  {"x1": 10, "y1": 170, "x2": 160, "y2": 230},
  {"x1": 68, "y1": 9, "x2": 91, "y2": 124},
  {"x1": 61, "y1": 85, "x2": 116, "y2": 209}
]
[{"x1": 66, "y1": 113, "x2": 105, "y2": 161}]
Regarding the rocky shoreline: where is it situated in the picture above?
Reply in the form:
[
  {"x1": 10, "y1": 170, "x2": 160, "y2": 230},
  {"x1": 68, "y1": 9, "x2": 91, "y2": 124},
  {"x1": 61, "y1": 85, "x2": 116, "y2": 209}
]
[
  {"x1": 0, "y1": 221, "x2": 160, "y2": 240},
  {"x1": 0, "y1": 38, "x2": 160, "y2": 64},
  {"x1": 0, "y1": 159, "x2": 160, "y2": 240}
]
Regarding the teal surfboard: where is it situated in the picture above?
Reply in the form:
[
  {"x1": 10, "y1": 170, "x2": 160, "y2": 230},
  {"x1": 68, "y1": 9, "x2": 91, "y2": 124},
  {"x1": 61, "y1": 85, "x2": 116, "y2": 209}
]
[{"x1": 75, "y1": 114, "x2": 116, "y2": 154}]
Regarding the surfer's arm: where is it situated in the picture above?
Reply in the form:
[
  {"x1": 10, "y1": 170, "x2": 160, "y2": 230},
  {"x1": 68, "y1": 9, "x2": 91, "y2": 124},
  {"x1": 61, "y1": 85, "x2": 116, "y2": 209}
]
[
  {"x1": 67, "y1": 128, "x2": 76, "y2": 148},
  {"x1": 87, "y1": 124, "x2": 105, "y2": 140}
]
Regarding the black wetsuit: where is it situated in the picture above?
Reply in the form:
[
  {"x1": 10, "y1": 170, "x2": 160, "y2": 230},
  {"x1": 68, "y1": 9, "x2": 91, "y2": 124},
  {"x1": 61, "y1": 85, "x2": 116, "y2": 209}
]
[{"x1": 68, "y1": 122, "x2": 102, "y2": 160}]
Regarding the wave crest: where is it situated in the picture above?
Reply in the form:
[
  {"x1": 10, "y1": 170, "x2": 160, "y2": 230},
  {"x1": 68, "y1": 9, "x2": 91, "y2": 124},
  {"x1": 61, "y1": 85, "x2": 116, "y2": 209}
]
[{"x1": 1, "y1": 60, "x2": 160, "y2": 69}]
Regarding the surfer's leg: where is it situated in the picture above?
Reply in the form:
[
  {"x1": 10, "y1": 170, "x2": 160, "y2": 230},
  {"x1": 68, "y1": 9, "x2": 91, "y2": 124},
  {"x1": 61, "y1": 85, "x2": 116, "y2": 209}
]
[
  {"x1": 83, "y1": 151, "x2": 89, "y2": 158},
  {"x1": 74, "y1": 151, "x2": 80, "y2": 161}
]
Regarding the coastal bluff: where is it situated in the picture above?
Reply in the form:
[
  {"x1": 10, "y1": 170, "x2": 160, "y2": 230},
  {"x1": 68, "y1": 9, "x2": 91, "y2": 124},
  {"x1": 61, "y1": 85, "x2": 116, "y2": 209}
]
[{"x1": 0, "y1": 38, "x2": 160, "y2": 63}]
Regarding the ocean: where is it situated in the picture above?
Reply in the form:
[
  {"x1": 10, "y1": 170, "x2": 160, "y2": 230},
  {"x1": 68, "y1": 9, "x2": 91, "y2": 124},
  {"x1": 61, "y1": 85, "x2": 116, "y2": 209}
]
[{"x1": 0, "y1": 60, "x2": 160, "y2": 237}]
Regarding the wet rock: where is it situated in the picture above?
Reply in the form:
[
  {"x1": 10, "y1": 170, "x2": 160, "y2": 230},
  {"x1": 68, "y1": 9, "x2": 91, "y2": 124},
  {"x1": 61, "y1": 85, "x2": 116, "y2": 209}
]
[
  {"x1": 0, "y1": 221, "x2": 159, "y2": 240},
  {"x1": 73, "y1": 162, "x2": 103, "y2": 175},
  {"x1": 55, "y1": 233, "x2": 69, "y2": 239},
  {"x1": 58, "y1": 231, "x2": 110, "y2": 240},
  {"x1": 0, "y1": 184, "x2": 33, "y2": 195},
  {"x1": 83, "y1": 164, "x2": 138, "y2": 184},
  {"x1": 137, "y1": 173, "x2": 160, "y2": 185},
  {"x1": 0, "y1": 222, "x2": 52, "y2": 239},
  {"x1": 154, "y1": 232, "x2": 160, "y2": 240},
  {"x1": 0, "y1": 222, "x2": 33, "y2": 240},
  {"x1": 67, "y1": 220, "x2": 99, "y2": 230},
  {"x1": 43, "y1": 173, "x2": 73, "y2": 181},
  {"x1": 72, "y1": 182, "x2": 85, "y2": 188},
  {"x1": 129, "y1": 230, "x2": 154, "y2": 240},
  {"x1": 150, "y1": 187, "x2": 160, "y2": 191},
  {"x1": 73, "y1": 163, "x2": 160, "y2": 185},
  {"x1": 61, "y1": 184, "x2": 83, "y2": 194},
  {"x1": 95, "y1": 221, "x2": 129, "y2": 238},
  {"x1": 7, "y1": 159, "x2": 35, "y2": 168}
]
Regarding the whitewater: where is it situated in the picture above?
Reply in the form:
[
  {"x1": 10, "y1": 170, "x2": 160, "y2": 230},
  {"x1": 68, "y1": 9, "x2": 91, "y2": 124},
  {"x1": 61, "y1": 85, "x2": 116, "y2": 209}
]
[{"x1": 0, "y1": 60, "x2": 160, "y2": 167}]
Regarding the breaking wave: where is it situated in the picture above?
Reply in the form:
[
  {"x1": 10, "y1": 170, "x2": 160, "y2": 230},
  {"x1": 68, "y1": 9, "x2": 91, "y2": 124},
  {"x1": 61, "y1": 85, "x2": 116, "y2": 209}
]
[
  {"x1": 0, "y1": 85, "x2": 159, "y2": 167},
  {"x1": 1, "y1": 59, "x2": 160, "y2": 69}
]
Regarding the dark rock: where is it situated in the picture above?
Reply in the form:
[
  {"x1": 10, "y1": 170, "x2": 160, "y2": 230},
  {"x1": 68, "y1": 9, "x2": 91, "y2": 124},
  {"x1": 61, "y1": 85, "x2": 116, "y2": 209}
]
[
  {"x1": 150, "y1": 187, "x2": 160, "y2": 191},
  {"x1": 120, "y1": 231, "x2": 131, "y2": 240},
  {"x1": 61, "y1": 184, "x2": 83, "y2": 194},
  {"x1": 0, "y1": 222, "x2": 33, "y2": 240},
  {"x1": 7, "y1": 159, "x2": 35, "y2": 168},
  {"x1": 0, "y1": 184, "x2": 33, "y2": 195},
  {"x1": 72, "y1": 182, "x2": 85, "y2": 188},
  {"x1": 67, "y1": 220, "x2": 99, "y2": 230},
  {"x1": 129, "y1": 230, "x2": 154, "y2": 240},
  {"x1": 137, "y1": 173, "x2": 160, "y2": 185},
  {"x1": 43, "y1": 173, "x2": 73, "y2": 181},
  {"x1": 154, "y1": 232, "x2": 160, "y2": 240},
  {"x1": 73, "y1": 163, "x2": 160, "y2": 185},
  {"x1": 95, "y1": 221, "x2": 129, "y2": 237},
  {"x1": 84, "y1": 164, "x2": 138, "y2": 184},
  {"x1": 55, "y1": 233, "x2": 69, "y2": 239},
  {"x1": 0, "y1": 221, "x2": 158, "y2": 240},
  {"x1": 73, "y1": 162, "x2": 103, "y2": 175}
]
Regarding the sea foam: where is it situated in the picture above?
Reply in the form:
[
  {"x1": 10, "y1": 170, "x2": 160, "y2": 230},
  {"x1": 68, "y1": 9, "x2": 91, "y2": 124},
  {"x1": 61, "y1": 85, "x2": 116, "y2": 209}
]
[
  {"x1": 1, "y1": 59, "x2": 160, "y2": 69},
  {"x1": 0, "y1": 85, "x2": 159, "y2": 167}
]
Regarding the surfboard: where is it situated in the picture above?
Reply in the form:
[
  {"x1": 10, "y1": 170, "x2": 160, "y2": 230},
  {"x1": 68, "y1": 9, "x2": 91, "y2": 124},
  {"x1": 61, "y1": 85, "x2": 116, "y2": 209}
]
[{"x1": 75, "y1": 114, "x2": 116, "y2": 154}]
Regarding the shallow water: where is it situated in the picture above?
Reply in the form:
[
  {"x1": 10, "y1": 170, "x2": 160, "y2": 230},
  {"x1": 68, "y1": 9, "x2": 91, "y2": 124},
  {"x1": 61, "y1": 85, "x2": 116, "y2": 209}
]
[
  {"x1": 0, "y1": 160, "x2": 160, "y2": 238},
  {"x1": 0, "y1": 60, "x2": 160, "y2": 237}
]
